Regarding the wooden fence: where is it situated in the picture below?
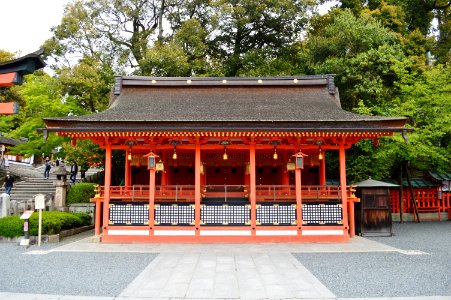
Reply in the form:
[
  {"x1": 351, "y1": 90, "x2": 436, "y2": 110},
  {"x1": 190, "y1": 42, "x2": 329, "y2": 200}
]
[{"x1": 390, "y1": 188, "x2": 450, "y2": 213}]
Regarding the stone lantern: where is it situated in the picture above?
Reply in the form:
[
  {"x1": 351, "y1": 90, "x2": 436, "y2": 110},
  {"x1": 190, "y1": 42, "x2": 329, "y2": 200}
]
[{"x1": 53, "y1": 167, "x2": 69, "y2": 211}]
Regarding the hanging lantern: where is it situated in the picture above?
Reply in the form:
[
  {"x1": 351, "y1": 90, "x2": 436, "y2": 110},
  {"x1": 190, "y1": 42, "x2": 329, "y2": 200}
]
[{"x1": 223, "y1": 146, "x2": 228, "y2": 160}]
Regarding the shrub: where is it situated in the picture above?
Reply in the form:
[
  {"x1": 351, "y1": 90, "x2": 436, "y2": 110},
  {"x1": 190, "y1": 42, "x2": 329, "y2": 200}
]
[
  {"x1": 0, "y1": 211, "x2": 92, "y2": 237},
  {"x1": 71, "y1": 212, "x2": 92, "y2": 225},
  {"x1": 0, "y1": 216, "x2": 24, "y2": 237},
  {"x1": 67, "y1": 183, "x2": 97, "y2": 204}
]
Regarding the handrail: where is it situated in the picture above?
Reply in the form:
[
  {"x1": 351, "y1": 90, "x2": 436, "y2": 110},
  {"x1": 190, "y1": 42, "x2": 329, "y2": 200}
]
[{"x1": 99, "y1": 184, "x2": 355, "y2": 202}]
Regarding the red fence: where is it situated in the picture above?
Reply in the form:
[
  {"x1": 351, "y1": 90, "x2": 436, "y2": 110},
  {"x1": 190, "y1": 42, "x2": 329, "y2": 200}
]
[
  {"x1": 390, "y1": 188, "x2": 451, "y2": 213},
  {"x1": 97, "y1": 184, "x2": 356, "y2": 203}
]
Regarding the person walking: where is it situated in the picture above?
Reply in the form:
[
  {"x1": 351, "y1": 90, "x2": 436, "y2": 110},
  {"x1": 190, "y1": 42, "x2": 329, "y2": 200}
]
[
  {"x1": 70, "y1": 161, "x2": 78, "y2": 183},
  {"x1": 3, "y1": 171, "x2": 15, "y2": 195},
  {"x1": 44, "y1": 157, "x2": 51, "y2": 179}
]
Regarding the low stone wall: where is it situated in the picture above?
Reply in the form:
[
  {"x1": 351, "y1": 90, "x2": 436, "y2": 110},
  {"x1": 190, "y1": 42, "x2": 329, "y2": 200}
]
[{"x1": 68, "y1": 203, "x2": 95, "y2": 224}]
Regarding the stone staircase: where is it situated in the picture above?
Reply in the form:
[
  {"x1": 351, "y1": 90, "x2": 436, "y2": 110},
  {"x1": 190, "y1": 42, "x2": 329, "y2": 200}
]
[
  {"x1": 9, "y1": 177, "x2": 55, "y2": 204},
  {"x1": 1, "y1": 162, "x2": 102, "y2": 215},
  {"x1": 5, "y1": 177, "x2": 56, "y2": 214}
]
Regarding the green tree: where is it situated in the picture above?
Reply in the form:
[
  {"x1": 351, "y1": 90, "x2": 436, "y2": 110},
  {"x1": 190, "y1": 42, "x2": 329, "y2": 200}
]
[
  {"x1": 57, "y1": 56, "x2": 114, "y2": 112},
  {"x1": 43, "y1": 0, "x2": 170, "y2": 72},
  {"x1": 61, "y1": 139, "x2": 104, "y2": 170},
  {"x1": 303, "y1": 10, "x2": 408, "y2": 110},
  {"x1": 0, "y1": 50, "x2": 15, "y2": 62},
  {"x1": 346, "y1": 64, "x2": 451, "y2": 181},
  {"x1": 0, "y1": 74, "x2": 87, "y2": 157},
  {"x1": 209, "y1": 0, "x2": 316, "y2": 76},
  {"x1": 140, "y1": 41, "x2": 191, "y2": 76}
]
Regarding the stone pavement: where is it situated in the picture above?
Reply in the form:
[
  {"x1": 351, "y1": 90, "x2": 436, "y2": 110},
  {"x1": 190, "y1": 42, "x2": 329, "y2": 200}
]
[{"x1": 1, "y1": 233, "x2": 450, "y2": 300}]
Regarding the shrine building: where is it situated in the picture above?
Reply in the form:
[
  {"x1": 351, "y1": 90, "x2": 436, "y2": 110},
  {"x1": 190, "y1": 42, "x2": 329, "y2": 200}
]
[{"x1": 42, "y1": 75, "x2": 408, "y2": 243}]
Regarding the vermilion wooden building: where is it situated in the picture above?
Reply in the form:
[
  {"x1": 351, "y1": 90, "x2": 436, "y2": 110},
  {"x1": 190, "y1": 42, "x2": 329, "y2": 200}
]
[{"x1": 42, "y1": 76, "x2": 407, "y2": 242}]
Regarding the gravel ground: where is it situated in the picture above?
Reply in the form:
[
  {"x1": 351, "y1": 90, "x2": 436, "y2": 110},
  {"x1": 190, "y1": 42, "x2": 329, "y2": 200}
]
[
  {"x1": 293, "y1": 222, "x2": 451, "y2": 298},
  {"x1": 0, "y1": 231, "x2": 157, "y2": 297}
]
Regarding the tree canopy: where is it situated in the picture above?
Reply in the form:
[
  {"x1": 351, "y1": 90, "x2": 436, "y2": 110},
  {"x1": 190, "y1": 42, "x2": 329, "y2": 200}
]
[{"x1": 0, "y1": 0, "x2": 449, "y2": 180}]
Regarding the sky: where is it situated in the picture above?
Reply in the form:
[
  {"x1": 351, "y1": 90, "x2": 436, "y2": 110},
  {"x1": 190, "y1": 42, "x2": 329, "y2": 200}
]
[
  {"x1": 0, "y1": 0, "x2": 338, "y2": 57},
  {"x1": 0, "y1": 0, "x2": 71, "y2": 56}
]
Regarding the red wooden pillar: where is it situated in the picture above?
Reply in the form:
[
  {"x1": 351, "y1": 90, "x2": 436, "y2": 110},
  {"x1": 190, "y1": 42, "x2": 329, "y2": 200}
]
[
  {"x1": 94, "y1": 198, "x2": 101, "y2": 235},
  {"x1": 149, "y1": 164, "x2": 156, "y2": 234},
  {"x1": 125, "y1": 149, "x2": 131, "y2": 186},
  {"x1": 249, "y1": 141, "x2": 257, "y2": 234},
  {"x1": 194, "y1": 142, "x2": 201, "y2": 234},
  {"x1": 102, "y1": 141, "x2": 112, "y2": 234},
  {"x1": 338, "y1": 142, "x2": 350, "y2": 235},
  {"x1": 295, "y1": 166, "x2": 302, "y2": 232},
  {"x1": 319, "y1": 154, "x2": 326, "y2": 185}
]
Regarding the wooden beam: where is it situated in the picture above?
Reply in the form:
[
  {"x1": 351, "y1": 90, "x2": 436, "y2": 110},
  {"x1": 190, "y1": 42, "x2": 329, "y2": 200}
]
[
  {"x1": 0, "y1": 102, "x2": 19, "y2": 114},
  {"x1": 0, "y1": 72, "x2": 20, "y2": 86}
]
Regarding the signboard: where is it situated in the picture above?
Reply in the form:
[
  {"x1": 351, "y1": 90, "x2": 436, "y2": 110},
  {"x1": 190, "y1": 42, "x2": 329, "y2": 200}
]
[
  {"x1": 442, "y1": 181, "x2": 450, "y2": 192},
  {"x1": 35, "y1": 194, "x2": 46, "y2": 210},
  {"x1": 286, "y1": 162, "x2": 295, "y2": 171},
  {"x1": 20, "y1": 210, "x2": 34, "y2": 220}
]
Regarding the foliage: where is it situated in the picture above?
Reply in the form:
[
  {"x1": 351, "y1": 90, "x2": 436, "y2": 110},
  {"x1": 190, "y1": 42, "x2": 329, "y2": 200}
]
[
  {"x1": 71, "y1": 212, "x2": 93, "y2": 225},
  {"x1": 57, "y1": 56, "x2": 114, "y2": 112},
  {"x1": 61, "y1": 139, "x2": 104, "y2": 170},
  {"x1": 67, "y1": 182, "x2": 97, "y2": 204},
  {"x1": 43, "y1": 0, "x2": 167, "y2": 72},
  {"x1": 303, "y1": 9, "x2": 408, "y2": 110},
  {"x1": 0, "y1": 50, "x2": 16, "y2": 62},
  {"x1": 207, "y1": 0, "x2": 316, "y2": 76},
  {"x1": 0, "y1": 212, "x2": 91, "y2": 237},
  {"x1": 45, "y1": 0, "x2": 318, "y2": 75},
  {"x1": 0, "y1": 73, "x2": 88, "y2": 157},
  {"x1": 140, "y1": 41, "x2": 192, "y2": 76},
  {"x1": 28, "y1": 211, "x2": 92, "y2": 236},
  {"x1": 0, "y1": 216, "x2": 24, "y2": 238},
  {"x1": 346, "y1": 64, "x2": 451, "y2": 180},
  {"x1": 392, "y1": 64, "x2": 451, "y2": 170}
]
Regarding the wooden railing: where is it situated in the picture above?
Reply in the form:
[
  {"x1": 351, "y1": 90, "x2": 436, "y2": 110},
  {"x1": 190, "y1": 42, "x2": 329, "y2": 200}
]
[
  {"x1": 98, "y1": 184, "x2": 355, "y2": 203},
  {"x1": 255, "y1": 185, "x2": 353, "y2": 202},
  {"x1": 203, "y1": 185, "x2": 247, "y2": 200},
  {"x1": 99, "y1": 185, "x2": 195, "y2": 202},
  {"x1": 390, "y1": 188, "x2": 450, "y2": 213},
  {"x1": 97, "y1": 184, "x2": 353, "y2": 227}
]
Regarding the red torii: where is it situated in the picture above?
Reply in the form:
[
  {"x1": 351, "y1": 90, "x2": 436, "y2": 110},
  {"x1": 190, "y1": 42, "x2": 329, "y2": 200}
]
[{"x1": 0, "y1": 52, "x2": 45, "y2": 114}]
